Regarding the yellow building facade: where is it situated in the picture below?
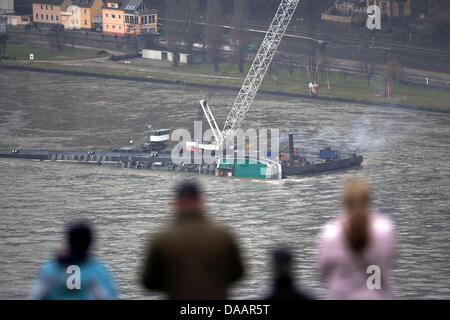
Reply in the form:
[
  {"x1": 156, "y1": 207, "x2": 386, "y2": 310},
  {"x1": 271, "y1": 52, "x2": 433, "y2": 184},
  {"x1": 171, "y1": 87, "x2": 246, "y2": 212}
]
[
  {"x1": 102, "y1": 0, "x2": 157, "y2": 36},
  {"x1": 61, "y1": 0, "x2": 103, "y2": 30},
  {"x1": 32, "y1": 0, "x2": 71, "y2": 25}
]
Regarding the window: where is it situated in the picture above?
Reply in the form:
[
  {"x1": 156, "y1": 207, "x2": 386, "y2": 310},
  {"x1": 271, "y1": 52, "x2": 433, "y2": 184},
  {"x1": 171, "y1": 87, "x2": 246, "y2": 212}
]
[
  {"x1": 46, "y1": 5, "x2": 48, "y2": 10},
  {"x1": 41, "y1": 14, "x2": 43, "y2": 19},
  {"x1": 46, "y1": 14, "x2": 48, "y2": 20},
  {"x1": 112, "y1": 14, "x2": 115, "y2": 19},
  {"x1": 150, "y1": 15, "x2": 155, "y2": 24},
  {"x1": 118, "y1": 26, "x2": 121, "y2": 30},
  {"x1": 144, "y1": 16, "x2": 147, "y2": 24},
  {"x1": 84, "y1": 19, "x2": 87, "y2": 25},
  {"x1": 40, "y1": 5, "x2": 43, "y2": 9},
  {"x1": 56, "y1": 16, "x2": 58, "y2": 21},
  {"x1": 84, "y1": 9, "x2": 87, "y2": 14},
  {"x1": 105, "y1": 13, "x2": 108, "y2": 18},
  {"x1": 118, "y1": 15, "x2": 121, "y2": 20},
  {"x1": 51, "y1": 6, "x2": 53, "y2": 10},
  {"x1": 140, "y1": 16, "x2": 144, "y2": 24},
  {"x1": 35, "y1": 13, "x2": 38, "y2": 19},
  {"x1": 106, "y1": 24, "x2": 109, "y2": 28},
  {"x1": 112, "y1": 25, "x2": 115, "y2": 29},
  {"x1": 51, "y1": 15, "x2": 53, "y2": 20},
  {"x1": 135, "y1": 16, "x2": 138, "y2": 24},
  {"x1": 125, "y1": 15, "x2": 129, "y2": 23}
]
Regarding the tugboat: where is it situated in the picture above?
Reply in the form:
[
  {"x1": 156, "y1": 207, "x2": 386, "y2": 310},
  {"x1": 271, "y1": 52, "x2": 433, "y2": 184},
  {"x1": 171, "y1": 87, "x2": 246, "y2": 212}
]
[
  {"x1": 139, "y1": 126, "x2": 171, "y2": 152},
  {"x1": 113, "y1": 126, "x2": 171, "y2": 153},
  {"x1": 281, "y1": 133, "x2": 363, "y2": 178}
]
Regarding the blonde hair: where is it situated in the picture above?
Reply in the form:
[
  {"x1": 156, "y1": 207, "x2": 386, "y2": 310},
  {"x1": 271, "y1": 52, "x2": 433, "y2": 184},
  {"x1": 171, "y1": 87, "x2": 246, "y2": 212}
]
[{"x1": 342, "y1": 179, "x2": 372, "y2": 253}]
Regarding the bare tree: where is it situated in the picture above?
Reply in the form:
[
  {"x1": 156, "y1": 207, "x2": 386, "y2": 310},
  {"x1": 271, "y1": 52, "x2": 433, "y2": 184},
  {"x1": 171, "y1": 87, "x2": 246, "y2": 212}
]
[
  {"x1": 205, "y1": 0, "x2": 223, "y2": 72},
  {"x1": 70, "y1": 31, "x2": 77, "y2": 49},
  {"x1": 231, "y1": 0, "x2": 249, "y2": 74},
  {"x1": 285, "y1": 53, "x2": 296, "y2": 77},
  {"x1": 383, "y1": 59, "x2": 403, "y2": 84},
  {"x1": 268, "y1": 55, "x2": 280, "y2": 86},
  {"x1": 165, "y1": 0, "x2": 183, "y2": 66},
  {"x1": 49, "y1": 25, "x2": 64, "y2": 51},
  {"x1": 279, "y1": 41, "x2": 296, "y2": 77},
  {"x1": 360, "y1": 45, "x2": 375, "y2": 86},
  {"x1": 318, "y1": 54, "x2": 331, "y2": 89},
  {"x1": 183, "y1": 0, "x2": 201, "y2": 55},
  {"x1": 343, "y1": 64, "x2": 349, "y2": 81}
]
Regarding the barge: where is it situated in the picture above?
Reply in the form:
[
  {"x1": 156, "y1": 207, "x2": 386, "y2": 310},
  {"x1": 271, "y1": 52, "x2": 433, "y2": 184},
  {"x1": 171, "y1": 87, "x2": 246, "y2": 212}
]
[
  {"x1": 280, "y1": 133, "x2": 363, "y2": 177},
  {"x1": 1, "y1": 132, "x2": 362, "y2": 180}
]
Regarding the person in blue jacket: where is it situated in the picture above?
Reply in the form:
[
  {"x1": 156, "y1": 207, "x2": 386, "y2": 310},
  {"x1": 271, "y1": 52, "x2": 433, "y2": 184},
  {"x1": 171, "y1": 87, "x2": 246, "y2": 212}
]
[{"x1": 30, "y1": 221, "x2": 118, "y2": 300}]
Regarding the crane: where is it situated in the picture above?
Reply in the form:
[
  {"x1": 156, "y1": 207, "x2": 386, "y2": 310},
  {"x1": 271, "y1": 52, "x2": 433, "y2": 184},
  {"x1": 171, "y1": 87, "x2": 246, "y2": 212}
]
[{"x1": 197, "y1": 0, "x2": 301, "y2": 151}]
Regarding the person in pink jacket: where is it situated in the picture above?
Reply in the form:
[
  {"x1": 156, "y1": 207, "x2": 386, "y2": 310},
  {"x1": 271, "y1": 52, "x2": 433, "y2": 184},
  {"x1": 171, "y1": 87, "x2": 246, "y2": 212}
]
[{"x1": 317, "y1": 179, "x2": 395, "y2": 299}]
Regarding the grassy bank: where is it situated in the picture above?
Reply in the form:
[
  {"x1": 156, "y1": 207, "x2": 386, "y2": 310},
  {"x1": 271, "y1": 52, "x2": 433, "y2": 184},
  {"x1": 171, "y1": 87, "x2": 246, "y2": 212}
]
[
  {"x1": 2, "y1": 59, "x2": 450, "y2": 111},
  {"x1": 176, "y1": 63, "x2": 450, "y2": 110},
  {"x1": 4, "y1": 43, "x2": 108, "y2": 61}
]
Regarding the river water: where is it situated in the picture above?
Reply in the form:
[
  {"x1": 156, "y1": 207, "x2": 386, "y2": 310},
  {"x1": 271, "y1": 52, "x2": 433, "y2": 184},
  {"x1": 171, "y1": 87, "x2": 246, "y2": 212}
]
[{"x1": 0, "y1": 70, "x2": 449, "y2": 299}]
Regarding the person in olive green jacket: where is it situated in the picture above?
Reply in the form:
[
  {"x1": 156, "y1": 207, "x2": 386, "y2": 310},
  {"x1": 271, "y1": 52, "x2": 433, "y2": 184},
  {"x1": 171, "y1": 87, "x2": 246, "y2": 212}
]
[{"x1": 141, "y1": 181, "x2": 244, "y2": 300}]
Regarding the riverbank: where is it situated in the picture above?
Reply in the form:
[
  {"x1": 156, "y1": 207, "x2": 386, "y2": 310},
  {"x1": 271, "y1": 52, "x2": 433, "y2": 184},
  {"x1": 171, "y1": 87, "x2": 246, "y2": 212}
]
[{"x1": 1, "y1": 61, "x2": 450, "y2": 114}]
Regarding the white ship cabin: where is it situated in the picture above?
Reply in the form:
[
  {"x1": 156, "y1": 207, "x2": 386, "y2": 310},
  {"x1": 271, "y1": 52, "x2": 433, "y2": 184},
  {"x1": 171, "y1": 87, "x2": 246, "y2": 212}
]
[{"x1": 148, "y1": 128, "x2": 170, "y2": 142}]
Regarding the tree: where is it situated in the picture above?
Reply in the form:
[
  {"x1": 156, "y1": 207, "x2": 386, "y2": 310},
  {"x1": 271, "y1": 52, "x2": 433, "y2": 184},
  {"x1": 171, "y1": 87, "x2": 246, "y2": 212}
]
[
  {"x1": 268, "y1": 55, "x2": 280, "y2": 86},
  {"x1": 49, "y1": 25, "x2": 64, "y2": 51},
  {"x1": 165, "y1": 0, "x2": 183, "y2": 66},
  {"x1": 279, "y1": 40, "x2": 297, "y2": 77},
  {"x1": 183, "y1": 0, "x2": 201, "y2": 55},
  {"x1": 318, "y1": 54, "x2": 331, "y2": 89},
  {"x1": 360, "y1": 44, "x2": 375, "y2": 86},
  {"x1": 68, "y1": 31, "x2": 77, "y2": 49},
  {"x1": 231, "y1": 0, "x2": 249, "y2": 74},
  {"x1": 383, "y1": 59, "x2": 403, "y2": 84},
  {"x1": 285, "y1": 52, "x2": 296, "y2": 77},
  {"x1": 205, "y1": 0, "x2": 223, "y2": 72}
]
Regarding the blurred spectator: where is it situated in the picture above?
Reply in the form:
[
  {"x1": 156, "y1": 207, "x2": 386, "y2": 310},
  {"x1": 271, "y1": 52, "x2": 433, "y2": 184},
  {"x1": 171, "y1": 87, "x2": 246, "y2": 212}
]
[
  {"x1": 317, "y1": 179, "x2": 395, "y2": 299},
  {"x1": 30, "y1": 221, "x2": 117, "y2": 300},
  {"x1": 264, "y1": 247, "x2": 314, "y2": 300},
  {"x1": 141, "y1": 181, "x2": 244, "y2": 299}
]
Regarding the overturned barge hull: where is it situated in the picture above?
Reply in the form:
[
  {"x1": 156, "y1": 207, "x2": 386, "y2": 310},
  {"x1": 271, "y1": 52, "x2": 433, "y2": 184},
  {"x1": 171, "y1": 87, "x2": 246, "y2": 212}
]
[
  {"x1": 0, "y1": 149, "x2": 215, "y2": 174},
  {"x1": 0, "y1": 146, "x2": 362, "y2": 179},
  {"x1": 0, "y1": 149, "x2": 281, "y2": 178}
]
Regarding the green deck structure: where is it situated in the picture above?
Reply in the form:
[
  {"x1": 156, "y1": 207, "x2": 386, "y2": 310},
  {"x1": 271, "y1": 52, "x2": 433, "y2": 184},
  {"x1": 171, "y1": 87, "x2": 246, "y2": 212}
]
[{"x1": 218, "y1": 158, "x2": 268, "y2": 179}]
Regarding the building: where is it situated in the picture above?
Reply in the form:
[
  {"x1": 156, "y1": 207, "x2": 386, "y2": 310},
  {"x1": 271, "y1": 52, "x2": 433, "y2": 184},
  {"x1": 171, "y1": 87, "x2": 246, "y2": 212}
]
[
  {"x1": 367, "y1": 0, "x2": 411, "y2": 18},
  {"x1": 1, "y1": 13, "x2": 31, "y2": 24},
  {"x1": 0, "y1": 0, "x2": 15, "y2": 13},
  {"x1": 0, "y1": 0, "x2": 32, "y2": 26},
  {"x1": 102, "y1": 0, "x2": 157, "y2": 36},
  {"x1": 321, "y1": 1, "x2": 366, "y2": 24},
  {"x1": 32, "y1": 0, "x2": 70, "y2": 25},
  {"x1": 322, "y1": 0, "x2": 411, "y2": 24},
  {"x1": 61, "y1": 0, "x2": 102, "y2": 30},
  {"x1": 142, "y1": 49, "x2": 189, "y2": 64}
]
